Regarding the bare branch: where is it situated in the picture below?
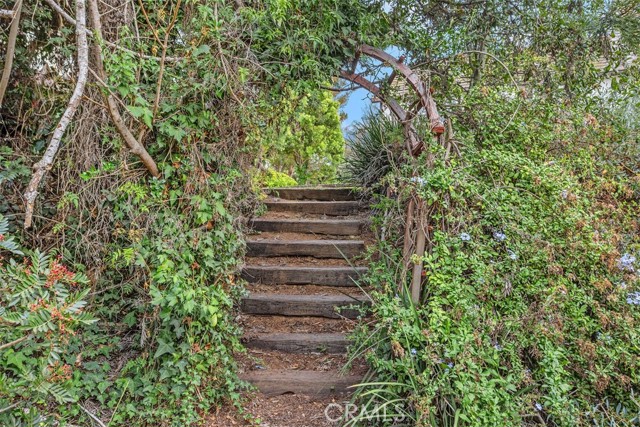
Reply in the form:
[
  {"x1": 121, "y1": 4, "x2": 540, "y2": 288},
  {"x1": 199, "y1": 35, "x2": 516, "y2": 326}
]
[
  {"x1": 0, "y1": 402, "x2": 21, "y2": 414},
  {"x1": 88, "y1": 0, "x2": 160, "y2": 177},
  {"x1": 0, "y1": 335, "x2": 28, "y2": 351},
  {"x1": 42, "y1": 0, "x2": 182, "y2": 63},
  {"x1": 24, "y1": 0, "x2": 89, "y2": 229},
  {"x1": 151, "y1": 0, "x2": 182, "y2": 121},
  {"x1": 0, "y1": 0, "x2": 23, "y2": 107}
]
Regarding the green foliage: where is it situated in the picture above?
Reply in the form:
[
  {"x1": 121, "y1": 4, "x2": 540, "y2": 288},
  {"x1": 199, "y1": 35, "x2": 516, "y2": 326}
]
[
  {"x1": 246, "y1": 0, "x2": 386, "y2": 85},
  {"x1": 385, "y1": 0, "x2": 639, "y2": 101},
  {"x1": 252, "y1": 87, "x2": 346, "y2": 184},
  {"x1": 350, "y1": 91, "x2": 640, "y2": 426},
  {"x1": 0, "y1": 216, "x2": 22, "y2": 256},
  {"x1": 0, "y1": 220, "x2": 96, "y2": 425},
  {"x1": 86, "y1": 165, "x2": 246, "y2": 426},
  {"x1": 259, "y1": 169, "x2": 298, "y2": 188},
  {"x1": 342, "y1": 111, "x2": 404, "y2": 189}
]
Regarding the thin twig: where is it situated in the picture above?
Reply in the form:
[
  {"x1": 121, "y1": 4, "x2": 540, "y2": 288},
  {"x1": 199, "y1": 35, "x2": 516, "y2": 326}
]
[
  {"x1": 42, "y1": 0, "x2": 182, "y2": 63},
  {"x1": 462, "y1": 50, "x2": 522, "y2": 133},
  {"x1": 79, "y1": 404, "x2": 107, "y2": 427},
  {"x1": 0, "y1": 402, "x2": 20, "y2": 414},
  {"x1": 151, "y1": 0, "x2": 182, "y2": 121},
  {"x1": 0, "y1": 335, "x2": 28, "y2": 351}
]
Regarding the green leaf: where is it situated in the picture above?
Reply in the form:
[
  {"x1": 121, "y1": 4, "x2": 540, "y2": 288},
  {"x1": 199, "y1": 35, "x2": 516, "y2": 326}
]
[
  {"x1": 154, "y1": 338, "x2": 175, "y2": 359},
  {"x1": 127, "y1": 105, "x2": 153, "y2": 128}
]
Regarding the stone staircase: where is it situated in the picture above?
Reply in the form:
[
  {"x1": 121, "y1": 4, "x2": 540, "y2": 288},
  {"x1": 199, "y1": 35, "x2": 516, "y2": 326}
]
[{"x1": 238, "y1": 186, "x2": 370, "y2": 397}]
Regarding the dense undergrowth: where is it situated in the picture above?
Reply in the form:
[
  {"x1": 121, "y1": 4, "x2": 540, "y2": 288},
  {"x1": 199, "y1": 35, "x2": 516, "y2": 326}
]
[
  {"x1": 1, "y1": 0, "x2": 638, "y2": 425},
  {"x1": 0, "y1": 0, "x2": 365, "y2": 424},
  {"x1": 347, "y1": 89, "x2": 640, "y2": 426}
]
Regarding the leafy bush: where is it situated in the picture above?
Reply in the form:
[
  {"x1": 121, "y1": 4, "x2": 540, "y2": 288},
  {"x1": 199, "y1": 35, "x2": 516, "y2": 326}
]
[
  {"x1": 251, "y1": 88, "x2": 346, "y2": 185},
  {"x1": 0, "y1": 215, "x2": 96, "y2": 426},
  {"x1": 260, "y1": 168, "x2": 299, "y2": 188},
  {"x1": 349, "y1": 90, "x2": 640, "y2": 426},
  {"x1": 68, "y1": 164, "x2": 249, "y2": 426}
]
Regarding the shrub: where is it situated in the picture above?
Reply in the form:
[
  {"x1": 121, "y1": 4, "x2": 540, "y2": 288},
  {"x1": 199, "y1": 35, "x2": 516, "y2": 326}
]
[
  {"x1": 260, "y1": 168, "x2": 298, "y2": 188},
  {"x1": 0, "y1": 214, "x2": 96, "y2": 426},
  {"x1": 349, "y1": 90, "x2": 640, "y2": 426},
  {"x1": 342, "y1": 112, "x2": 404, "y2": 189}
]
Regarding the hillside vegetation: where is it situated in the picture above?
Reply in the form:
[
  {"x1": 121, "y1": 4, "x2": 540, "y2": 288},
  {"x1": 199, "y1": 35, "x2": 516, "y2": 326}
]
[{"x1": 1, "y1": 0, "x2": 638, "y2": 426}]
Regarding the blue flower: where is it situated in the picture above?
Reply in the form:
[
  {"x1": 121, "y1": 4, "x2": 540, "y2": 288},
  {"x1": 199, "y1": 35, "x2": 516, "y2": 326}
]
[
  {"x1": 618, "y1": 253, "x2": 636, "y2": 272},
  {"x1": 460, "y1": 233, "x2": 471, "y2": 242},
  {"x1": 626, "y1": 291, "x2": 640, "y2": 306},
  {"x1": 494, "y1": 343, "x2": 503, "y2": 351},
  {"x1": 507, "y1": 249, "x2": 517, "y2": 260},
  {"x1": 561, "y1": 189, "x2": 569, "y2": 199},
  {"x1": 534, "y1": 402, "x2": 543, "y2": 411},
  {"x1": 447, "y1": 362, "x2": 454, "y2": 368},
  {"x1": 493, "y1": 231, "x2": 506, "y2": 242},
  {"x1": 411, "y1": 348, "x2": 417, "y2": 356},
  {"x1": 410, "y1": 176, "x2": 426, "y2": 186}
]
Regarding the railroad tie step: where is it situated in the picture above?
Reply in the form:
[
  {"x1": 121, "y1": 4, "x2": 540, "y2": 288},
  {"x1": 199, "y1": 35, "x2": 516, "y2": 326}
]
[
  {"x1": 264, "y1": 200, "x2": 360, "y2": 216},
  {"x1": 265, "y1": 186, "x2": 360, "y2": 201},
  {"x1": 246, "y1": 239, "x2": 365, "y2": 259},
  {"x1": 250, "y1": 218, "x2": 363, "y2": 235},
  {"x1": 239, "y1": 370, "x2": 364, "y2": 397},
  {"x1": 242, "y1": 332, "x2": 349, "y2": 354},
  {"x1": 241, "y1": 265, "x2": 367, "y2": 287},
  {"x1": 240, "y1": 293, "x2": 370, "y2": 319}
]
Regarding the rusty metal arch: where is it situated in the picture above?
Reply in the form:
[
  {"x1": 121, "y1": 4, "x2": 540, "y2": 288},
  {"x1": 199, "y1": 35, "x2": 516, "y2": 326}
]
[{"x1": 339, "y1": 44, "x2": 445, "y2": 157}]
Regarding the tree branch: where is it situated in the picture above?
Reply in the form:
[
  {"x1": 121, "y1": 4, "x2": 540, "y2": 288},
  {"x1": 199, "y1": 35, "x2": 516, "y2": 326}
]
[
  {"x1": 0, "y1": 402, "x2": 21, "y2": 414},
  {"x1": 88, "y1": 0, "x2": 160, "y2": 177},
  {"x1": 42, "y1": 0, "x2": 182, "y2": 63},
  {"x1": 24, "y1": 0, "x2": 89, "y2": 229},
  {"x1": 151, "y1": 0, "x2": 182, "y2": 121},
  {"x1": 0, "y1": 0, "x2": 23, "y2": 107}
]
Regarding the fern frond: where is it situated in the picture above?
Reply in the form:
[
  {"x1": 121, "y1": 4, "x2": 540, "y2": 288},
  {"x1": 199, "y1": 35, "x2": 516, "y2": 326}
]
[
  {"x1": 30, "y1": 250, "x2": 49, "y2": 274},
  {"x1": 0, "y1": 215, "x2": 23, "y2": 256}
]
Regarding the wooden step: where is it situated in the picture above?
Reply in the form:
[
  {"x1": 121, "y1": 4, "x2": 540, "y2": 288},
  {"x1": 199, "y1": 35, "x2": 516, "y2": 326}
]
[
  {"x1": 243, "y1": 333, "x2": 349, "y2": 354},
  {"x1": 266, "y1": 187, "x2": 359, "y2": 201},
  {"x1": 264, "y1": 200, "x2": 360, "y2": 216},
  {"x1": 246, "y1": 239, "x2": 365, "y2": 259},
  {"x1": 242, "y1": 265, "x2": 366, "y2": 286},
  {"x1": 250, "y1": 218, "x2": 362, "y2": 235},
  {"x1": 241, "y1": 293, "x2": 370, "y2": 318},
  {"x1": 240, "y1": 370, "x2": 363, "y2": 396}
]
